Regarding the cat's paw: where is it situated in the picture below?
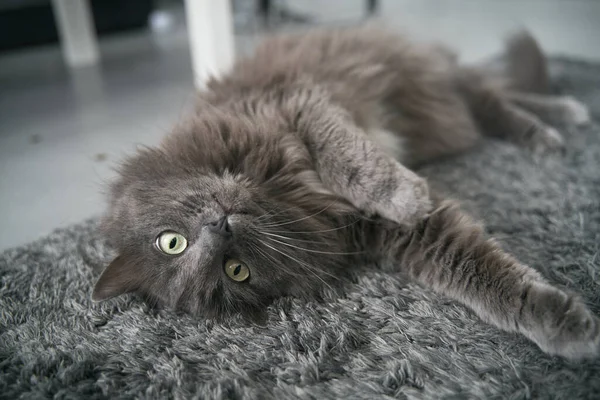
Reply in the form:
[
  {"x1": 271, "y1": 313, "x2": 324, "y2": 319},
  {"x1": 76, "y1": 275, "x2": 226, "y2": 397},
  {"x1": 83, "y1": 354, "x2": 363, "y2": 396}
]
[
  {"x1": 561, "y1": 96, "x2": 591, "y2": 127},
  {"x1": 377, "y1": 175, "x2": 432, "y2": 226},
  {"x1": 527, "y1": 125, "x2": 566, "y2": 156},
  {"x1": 522, "y1": 284, "x2": 599, "y2": 360}
]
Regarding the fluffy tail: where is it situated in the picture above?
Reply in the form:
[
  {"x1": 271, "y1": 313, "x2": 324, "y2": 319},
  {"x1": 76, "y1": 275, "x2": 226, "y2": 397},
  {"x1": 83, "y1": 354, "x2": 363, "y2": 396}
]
[{"x1": 503, "y1": 30, "x2": 550, "y2": 93}]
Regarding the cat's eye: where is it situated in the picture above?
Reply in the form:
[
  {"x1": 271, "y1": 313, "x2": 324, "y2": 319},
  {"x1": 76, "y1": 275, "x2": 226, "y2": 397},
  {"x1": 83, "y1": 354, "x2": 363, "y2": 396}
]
[
  {"x1": 156, "y1": 231, "x2": 188, "y2": 255},
  {"x1": 224, "y1": 259, "x2": 250, "y2": 282}
]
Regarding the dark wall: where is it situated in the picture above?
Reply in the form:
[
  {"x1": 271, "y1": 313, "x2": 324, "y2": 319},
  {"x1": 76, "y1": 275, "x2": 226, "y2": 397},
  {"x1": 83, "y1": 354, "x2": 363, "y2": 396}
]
[{"x1": 0, "y1": 0, "x2": 154, "y2": 52}]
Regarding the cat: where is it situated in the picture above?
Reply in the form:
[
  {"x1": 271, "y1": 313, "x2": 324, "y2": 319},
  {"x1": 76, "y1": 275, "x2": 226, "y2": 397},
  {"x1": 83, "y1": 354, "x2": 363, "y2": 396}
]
[{"x1": 92, "y1": 26, "x2": 598, "y2": 360}]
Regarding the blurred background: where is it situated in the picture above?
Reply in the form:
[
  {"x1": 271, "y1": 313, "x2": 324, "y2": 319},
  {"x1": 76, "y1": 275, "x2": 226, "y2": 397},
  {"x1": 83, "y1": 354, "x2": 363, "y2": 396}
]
[{"x1": 1, "y1": 0, "x2": 599, "y2": 251}]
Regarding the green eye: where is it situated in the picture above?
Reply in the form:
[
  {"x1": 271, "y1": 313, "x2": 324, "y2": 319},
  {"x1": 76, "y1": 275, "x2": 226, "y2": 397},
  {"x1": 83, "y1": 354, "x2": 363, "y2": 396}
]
[
  {"x1": 224, "y1": 259, "x2": 250, "y2": 282},
  {"x1": 156, "y1": 231, "x2": 188, "y2": 255}
]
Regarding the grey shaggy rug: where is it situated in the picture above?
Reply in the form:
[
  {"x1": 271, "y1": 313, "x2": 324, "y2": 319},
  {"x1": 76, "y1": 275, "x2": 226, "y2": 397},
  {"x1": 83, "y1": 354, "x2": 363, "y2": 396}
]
[{"x1": 2, "y1": 58, "x2": 600, "y2": 400}]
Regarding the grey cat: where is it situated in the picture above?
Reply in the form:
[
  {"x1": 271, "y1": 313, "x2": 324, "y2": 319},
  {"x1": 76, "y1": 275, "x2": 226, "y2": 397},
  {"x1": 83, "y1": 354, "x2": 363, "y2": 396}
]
[{"x1": 92, "y1": 27, "x2": 598, "y2": 360}]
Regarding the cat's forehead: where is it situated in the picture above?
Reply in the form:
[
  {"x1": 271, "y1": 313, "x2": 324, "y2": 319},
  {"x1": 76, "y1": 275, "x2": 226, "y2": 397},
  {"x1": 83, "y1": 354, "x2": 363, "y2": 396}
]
[{"x1": 121, "y1": 171, "x2": 249, "y2": 203}]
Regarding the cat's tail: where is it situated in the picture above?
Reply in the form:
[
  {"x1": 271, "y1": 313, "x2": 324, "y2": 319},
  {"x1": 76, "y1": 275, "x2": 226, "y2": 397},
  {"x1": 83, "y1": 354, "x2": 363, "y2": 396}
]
[{"x1": 502, "y1": 29, "x2": 550, "y2": 94}]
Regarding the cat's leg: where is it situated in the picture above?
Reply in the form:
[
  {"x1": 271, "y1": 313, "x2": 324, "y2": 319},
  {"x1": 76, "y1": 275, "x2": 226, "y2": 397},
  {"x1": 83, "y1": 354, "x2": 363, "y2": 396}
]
[
  {"x1": 505, "y1": 91, "x2": 591, "y2": 127},
  {"x1": 380, "y1": 201, "x2": 599, "y2": 359},
  {"x1": 292, "y1": 100, "x2": 432, "y2": 226},
  {"x1": 459, "y1": 69, "x2": 567, "y2": 155},
  {"x1": 381, "y1": 67, "x2": 483, "y2": 166},
  {"x1": 490, "y1": 104, "x2": 567, "y2": 155}
]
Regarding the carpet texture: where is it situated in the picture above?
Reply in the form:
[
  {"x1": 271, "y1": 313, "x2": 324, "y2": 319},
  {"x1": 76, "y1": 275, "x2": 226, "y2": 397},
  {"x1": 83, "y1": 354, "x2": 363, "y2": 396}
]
[{"x1": 1, "y1": 58, "x2": 600, "y2": 399}]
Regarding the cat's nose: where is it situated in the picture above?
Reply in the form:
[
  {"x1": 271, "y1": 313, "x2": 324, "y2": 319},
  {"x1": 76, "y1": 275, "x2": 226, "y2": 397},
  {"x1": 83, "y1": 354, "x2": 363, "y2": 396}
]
[{"x1": 208, "y1": 216, "x2": 232, "y2": 236}]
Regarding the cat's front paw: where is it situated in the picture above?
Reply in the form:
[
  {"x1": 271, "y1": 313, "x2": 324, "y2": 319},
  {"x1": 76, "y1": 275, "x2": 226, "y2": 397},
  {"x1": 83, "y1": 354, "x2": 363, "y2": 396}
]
[
  {"x1": 522, "y1": 284, "x2": 599, "y2": 360},
  {"x1": 378, "y1": 175, "x2": 432, "y2": 226}
]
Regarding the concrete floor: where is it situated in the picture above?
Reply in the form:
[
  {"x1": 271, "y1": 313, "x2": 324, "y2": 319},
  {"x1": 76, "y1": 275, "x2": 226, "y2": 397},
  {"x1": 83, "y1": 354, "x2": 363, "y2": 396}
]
[{"x1": 1, "y1": 0, "x2": 600, "y2": 251}]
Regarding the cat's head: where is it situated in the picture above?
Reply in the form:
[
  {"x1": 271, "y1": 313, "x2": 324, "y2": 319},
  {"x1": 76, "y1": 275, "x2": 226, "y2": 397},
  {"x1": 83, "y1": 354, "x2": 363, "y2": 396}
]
[{"x1": 92, "y1": 111, "x2": 356, "y2": 320}]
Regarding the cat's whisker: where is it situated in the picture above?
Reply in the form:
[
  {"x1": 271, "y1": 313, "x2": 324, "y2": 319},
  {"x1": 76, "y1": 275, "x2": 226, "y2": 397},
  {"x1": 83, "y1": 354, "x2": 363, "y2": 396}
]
[
  {"x1": 259, "y1": 231, "x2": 324, "y2": 245},
  {"x1": 251, "y1": 245, "x2": 274, "y2": 265},
  {"x1": 261, "y1": 201, "x2": 337, "y2": 228},
  {"x1": 263, "y1": 243, "x2": 338, "y2": 288},
  {"x1": 263, "y1": 236, "x2": 363, "y2": 255},
  {"x1": 245, "y1": 243, "x2": 262, "y2": 265},
  {"x1": 267, "y1": 217, "x2": 363, "y2": 235},
  {"x1": 255, "y1": 205, "x2": 292, "y2": 222},
  {"x1": 256, "y1": 211, "x2": 277, "y2": 222},
  {"x1": 258, "y1": 240, "x2": 337, "y2": 289},
  {"x1": 250, "y1": 242, "x2": 314, "y2": 279}
]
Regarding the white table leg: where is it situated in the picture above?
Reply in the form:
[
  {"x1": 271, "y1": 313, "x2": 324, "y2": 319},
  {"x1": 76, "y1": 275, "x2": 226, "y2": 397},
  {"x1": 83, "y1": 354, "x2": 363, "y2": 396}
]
[
  {"x1": 51, "y1": 0, "x2": 99, "y2": 67},
  {"x1": 183, "y1": 0, "x2": 235, "y2": 89}
]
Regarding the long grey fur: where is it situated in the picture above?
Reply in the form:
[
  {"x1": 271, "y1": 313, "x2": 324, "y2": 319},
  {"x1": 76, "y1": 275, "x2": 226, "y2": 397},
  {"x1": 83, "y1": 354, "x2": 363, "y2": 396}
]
[{"x1": 1, "y1": 58, "x2": 599, "y2": 399}]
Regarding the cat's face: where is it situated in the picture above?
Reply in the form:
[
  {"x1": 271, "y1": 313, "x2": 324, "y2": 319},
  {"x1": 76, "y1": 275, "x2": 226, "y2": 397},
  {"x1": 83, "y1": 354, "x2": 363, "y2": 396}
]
[{"x1": 92, "y1": 114, "x2": 355, "y2": 320}]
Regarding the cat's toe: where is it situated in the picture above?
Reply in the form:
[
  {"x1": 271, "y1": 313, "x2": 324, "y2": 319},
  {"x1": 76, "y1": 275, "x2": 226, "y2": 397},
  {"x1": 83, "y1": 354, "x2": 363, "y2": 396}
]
[
  {"x1": 523, "y1": 285, "x2": 600, "y2": 360},
  {"x1": 529, "y1": 126, "x2": 566, "y2": 156},
  {"x1": 544, "y1": 305, "x2": 599, "y2": 360},
  {"x1": 562, "y1": 96, "x2": 591, "y2": 127}
]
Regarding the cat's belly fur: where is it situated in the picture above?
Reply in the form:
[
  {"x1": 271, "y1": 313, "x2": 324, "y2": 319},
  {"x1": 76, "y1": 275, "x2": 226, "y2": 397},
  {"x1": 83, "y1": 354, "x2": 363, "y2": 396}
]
[{"x1": 207, "y1": 26, "x2": 480, "y2": 165}]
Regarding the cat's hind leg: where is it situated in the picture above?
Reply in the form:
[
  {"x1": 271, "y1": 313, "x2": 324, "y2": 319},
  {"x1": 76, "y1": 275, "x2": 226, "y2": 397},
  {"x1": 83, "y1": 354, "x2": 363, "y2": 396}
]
[
  {"x1": 505, "y1": 91, "x2": 591, "y2": 128},
  {"x1": 463, "y1": 30, "x2": 591, "y2": 155},
  {"x1": 459, "y1": 68, "x2": 567, "y2": 156}
]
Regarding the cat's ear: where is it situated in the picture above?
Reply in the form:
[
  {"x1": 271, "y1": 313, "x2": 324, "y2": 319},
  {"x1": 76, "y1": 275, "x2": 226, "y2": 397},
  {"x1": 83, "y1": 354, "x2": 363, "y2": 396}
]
[{"x1": 92, "y1": 256, "x2": 140, "y2": 301}]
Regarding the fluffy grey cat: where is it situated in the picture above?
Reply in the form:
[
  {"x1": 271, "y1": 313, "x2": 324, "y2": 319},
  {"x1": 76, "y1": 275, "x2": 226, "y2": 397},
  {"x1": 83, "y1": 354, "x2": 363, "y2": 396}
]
[{"x1": 92, "y1": 27, "x2": 598, "y2": 360}]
